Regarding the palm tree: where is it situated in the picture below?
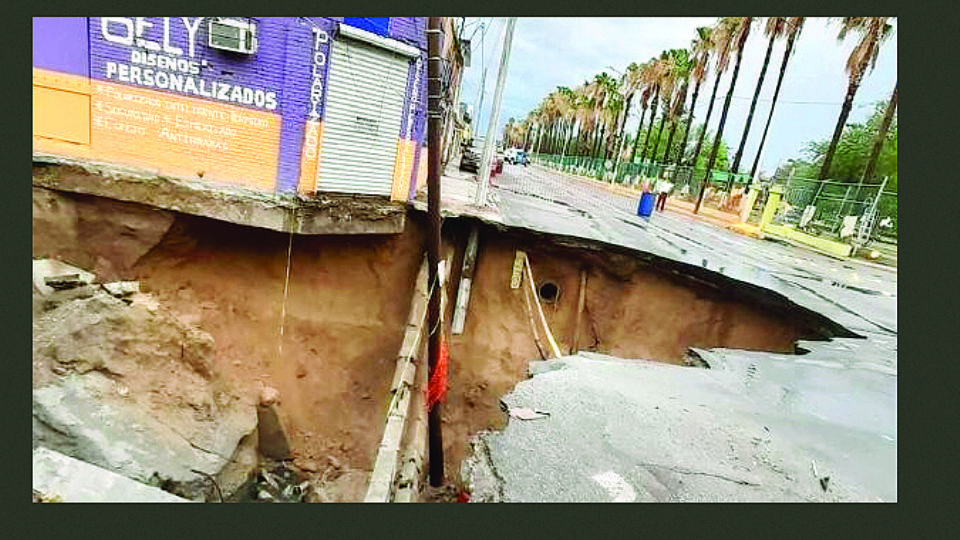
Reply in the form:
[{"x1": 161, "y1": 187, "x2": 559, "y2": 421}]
[
  {"x1": 640, "y1": 55, "x2": 666, "y2": 163},
  {"x1": 554, "y1": 86, "x2": 576, "y2": 157},
  {"x1": 860, "y1": 81, "x2": 897, "y2": 184},
  {"x1": 818, "y1": 17, "x2": 894, "y2": 180},
  {"x1": 675, "y1": 26, "x2": 712, "y2": 167},
  {"x1": 730, "y1": 17, "x2": 778, "y2": 174},
  {"x1": 583, "y1": 72, "x2": 618, "y2": 160},
  {"x1": 748, "y1": 17, "x2": 805, "y2": 179},
  {"x1": 612, "y1": 62, "x2": 643, "y2": 164},
  {"x1": 558, "y1": 86, "x2": 579, "y2": 158},
  {"x1": 651, "y1": 54, "x2": 677, "y2": 163},
  {"x1": 660, "y1": 48, "x2": 692, "y2": 164},
  {"x1": 503, "y1": 117, "x2": 516, "y2": 146},
  {"x1": 629, "y1": 62, "x2": 654, "y2": 162},
  {"x1": 689, "y1": 21, "x2": 735, "y2": 170},
  {"x1": 695, "y1": 17, "x2": 753, "y2": 214}
]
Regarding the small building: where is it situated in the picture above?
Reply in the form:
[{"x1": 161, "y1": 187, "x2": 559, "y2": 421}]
[{"x1": 32, "y1": 17, "x2": 447, "y2": 203}]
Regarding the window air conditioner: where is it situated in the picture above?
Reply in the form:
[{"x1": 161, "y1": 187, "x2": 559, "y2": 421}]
[{"x1": 208, "y1": 18, "x2": 258, "y2": 54}]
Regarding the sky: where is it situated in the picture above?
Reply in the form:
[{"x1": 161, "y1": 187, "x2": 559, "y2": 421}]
[{"x1": 457, "y1": 17, "x2": 897, "y2": 176}]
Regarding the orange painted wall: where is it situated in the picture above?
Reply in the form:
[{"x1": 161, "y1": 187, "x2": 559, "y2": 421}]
[
  {"x1": 33, "y1": 68, "x2": 281, "y2": 192},
  {"x1": 297, "y1": 119, "x2": 324, "y2": 196},
  {"x1": 390, "y1": 139, "x2": 416, "y2": 201}
]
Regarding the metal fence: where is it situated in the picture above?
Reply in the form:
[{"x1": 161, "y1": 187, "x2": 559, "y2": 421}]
[
  {"x1": 768, "y1": 174, "x2": 897, "y2": 246},
  {"x1": 532, "y1": 153, "x2": 755, "y2": 207},
  {"x1": 531, "y1": 152, "x2": 897, "y2": 250}
]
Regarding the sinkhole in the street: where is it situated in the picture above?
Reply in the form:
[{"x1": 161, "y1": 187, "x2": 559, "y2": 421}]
[{"x1": 32, "y1": 185, "x2": 857, "y2": 500}]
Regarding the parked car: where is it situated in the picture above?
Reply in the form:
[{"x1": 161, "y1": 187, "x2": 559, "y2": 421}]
[
  {"x1": 514, "y1": 150, "x2": 528, "y2": 166},
  {"x1": 459, "y1": 148, "x2": 479, "y2": 172}
]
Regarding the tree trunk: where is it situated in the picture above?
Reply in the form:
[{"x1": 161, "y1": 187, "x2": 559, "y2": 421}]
[
  {"x1": 652, "y1": 99, "x2": 669, "y2": 163},
  {"x1": 592, "y1": 120, "x2": 606, "y2": 160},
  {"x1": 819, "y1": 63, "x2": 867, "y2": 180},
  {"x1": 640, "y1": 87, "x2": 660, "y2": 162},
  {"x1": 663, "y1": 83, "x2": 687, "y2": 163},
  {"x1": 690, "y1": 68, "x2": 723, "y2": 169},
  {"x1": 630, "y1": 103, "x2": 649, "y2": 162},
  {"x1": 695, "y1": 32, "x2": 749, "y2": 214},
  {"x1": 676, "y1": 76, "x2": 703, "y2": 167},
  {"x1": 731, "y1": 31, "x2": 776, "y2": 174},
  {"x1": 615, "y1": 95, "x2": 634, "y2": 161},
  {"x1": 860, "y1": 81, "x2": 897, "y2": 184},
  {"x1": 749, "y1": 26, "x2": 800, "y2": 179},
  {"x1": 562, "y1": 118, "x2": 577, "y2": 158}
]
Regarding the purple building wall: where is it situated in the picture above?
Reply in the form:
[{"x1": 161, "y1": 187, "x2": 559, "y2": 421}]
[
  {"x1": 33, "y1": 17, "x2": 89, "y2": 76},
  {"x1": 37, "y1": 17, "x2": 429, "y2": 196}
]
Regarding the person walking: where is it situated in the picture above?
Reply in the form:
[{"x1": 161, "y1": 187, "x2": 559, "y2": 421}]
[{"x1": 655, "y1": 178, "x2": 674, "y2": 212}]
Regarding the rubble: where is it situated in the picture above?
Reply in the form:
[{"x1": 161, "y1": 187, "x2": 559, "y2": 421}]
[{"x1": 32, "y1": 266, "x2": 258, "y2": 501}]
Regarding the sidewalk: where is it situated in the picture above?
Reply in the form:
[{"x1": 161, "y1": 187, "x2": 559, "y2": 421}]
[
  {"x1": 662, "y1": 198, "x2": 742, "y2": 230},
  {"x1": 410, "y1": 164, "x2": 503, "y2": 224},
  {"x1": 530, "y1": 162, "x2": 742, "y2": 231}
]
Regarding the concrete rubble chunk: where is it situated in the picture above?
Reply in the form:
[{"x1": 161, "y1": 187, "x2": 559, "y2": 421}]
[
  {"x1": 102, "y1": 281, "x2": 140, "y2": 298},
  {"x1": 33, "y1": 373, "x2": 257, "y2": 500},
  {"x1": 41, "y1": 284, "x2": 97, "y2": 312},
  {"x1": 33, "y1": 285, "x2": 257, "y2": 500},
  {"x1": 45, "y1": 274, "x2": 83, "y2": 290},
  {"x1": 33, "y1": 446, "x2": 191, "y2": 503},
  {"x1": 33, "y1": 259, "x2": 96, "y2": 295},
  {"x1": 257, "y1": 403, "x2": 293, "y2": 461}
]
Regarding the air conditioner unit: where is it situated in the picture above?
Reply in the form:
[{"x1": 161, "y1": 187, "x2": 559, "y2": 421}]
[{"x1": 208, "y1": 18, "x2": 258, "y2": 54}]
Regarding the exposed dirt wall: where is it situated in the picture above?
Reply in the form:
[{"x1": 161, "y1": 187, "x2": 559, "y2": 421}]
[
  {"x1": 33, "y1": 187, "x2": 175, "y2": 281},
  {"x1": 33, "y1": 188, "x2": 426, "y2": 475},
  {"x1": 439, "y1": 221, "x2": 807, "y2": 480}
]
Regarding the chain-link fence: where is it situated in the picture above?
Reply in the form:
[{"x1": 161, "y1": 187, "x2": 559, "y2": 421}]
[
  {"x1": 530, "y1": 152, "x2": 897, "y2": 250},
  {"x1": 532, "y1": 153, "x2": 755, "y2": 209},
  {"x1": 767, "y1": 173, "x2": 897, "y2": 248}
]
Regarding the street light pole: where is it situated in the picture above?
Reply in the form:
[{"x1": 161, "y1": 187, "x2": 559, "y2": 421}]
[{"x1": 475, "y1": 17, "x2": 517, "y2": 206}]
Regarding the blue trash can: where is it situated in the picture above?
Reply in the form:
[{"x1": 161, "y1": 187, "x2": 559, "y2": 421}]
[{"x1": 637, "y1": 192, "x2": 656, "y2": 217}]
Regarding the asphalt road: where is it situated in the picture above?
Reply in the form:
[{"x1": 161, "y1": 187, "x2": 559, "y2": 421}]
[{"x1": 460, "y1": 162, "x2": 897, "y2": 502}]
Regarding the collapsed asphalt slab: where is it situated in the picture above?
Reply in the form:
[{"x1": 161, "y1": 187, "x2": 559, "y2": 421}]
[
  {"x1": 462, "y1": 348, "x2": 896, "y2": 503},
  {"x1": 494, "y1": 164, "x2": 897, "y2": 335}
]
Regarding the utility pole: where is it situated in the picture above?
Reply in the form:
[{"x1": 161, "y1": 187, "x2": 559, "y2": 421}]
[
  {"x1": 425, "y1": 16, "x2": 444, "y2": 487},
  {"x1": 474, "y1": 67, "x2": 487, "y2": 140},
  {"x1": 475, "y1": 17, "x2": 517, "y2": 206}
]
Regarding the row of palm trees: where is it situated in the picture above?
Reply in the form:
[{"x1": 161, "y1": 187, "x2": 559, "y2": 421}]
[{"x1": 503, "y1": 17, "x2": 895, "y2": 213}]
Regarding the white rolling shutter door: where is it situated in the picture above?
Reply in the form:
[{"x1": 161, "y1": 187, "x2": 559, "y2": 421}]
[{"x1": 318, "y1": 36, "x2": 411, "y2": 196}]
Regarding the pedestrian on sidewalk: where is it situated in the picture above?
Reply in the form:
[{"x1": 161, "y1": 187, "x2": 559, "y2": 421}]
[{"x1": 655, "y1": 178, "x2": 673, "y2": 212}]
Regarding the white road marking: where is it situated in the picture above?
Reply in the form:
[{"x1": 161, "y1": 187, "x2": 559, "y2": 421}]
[{"x1": 591, "y1": 471, "x2": 636, "y2": 502}]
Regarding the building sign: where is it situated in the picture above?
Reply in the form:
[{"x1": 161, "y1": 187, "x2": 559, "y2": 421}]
[
  {"x1": 298, "y1": 25, "x2": 331, "y2": 194},
  {"x1": 96, "y1": 17, "x2": 279, "y2": 111},
  {"x1": 82, "y1": 17, "x2": 284, "y2": 190}
]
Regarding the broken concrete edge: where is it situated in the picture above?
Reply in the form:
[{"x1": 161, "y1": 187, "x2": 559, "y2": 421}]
[
  {"x1": 416, "y1": 211, "x2": 862, "y2": 342},
  {"x1": 33, "y1": 155, "x2": 406, "y2": 235},
  {"x1": 33, "y1": 447, "x2": 193, "y2": 503},
  {"x1": 33, "y1": 259, "x2": 145, "y2": 304},
  {"x1": 33, "y1": 259, "x2": 97, "y2": 295}
]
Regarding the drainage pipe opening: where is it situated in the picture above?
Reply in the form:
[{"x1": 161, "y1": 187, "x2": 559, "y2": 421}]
[{"x1": 537, "y1": 281, "x2": 560, "y2": 304}]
